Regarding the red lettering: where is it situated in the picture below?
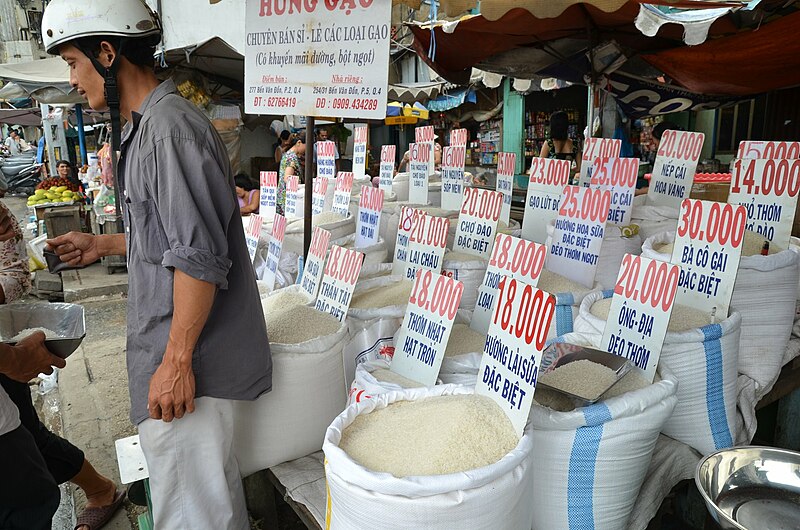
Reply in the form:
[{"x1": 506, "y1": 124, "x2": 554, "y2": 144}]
[{"x1": 273, "y1": 214, "x2": 287, "y2": 241}]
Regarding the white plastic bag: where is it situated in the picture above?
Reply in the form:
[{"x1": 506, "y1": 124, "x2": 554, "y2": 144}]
[
  {"x1": 630, "y1": 194, "x2": 679, "y2": 242},
  {"x1": 347, "y1": 359, "x2": 420, "y2": 406}
]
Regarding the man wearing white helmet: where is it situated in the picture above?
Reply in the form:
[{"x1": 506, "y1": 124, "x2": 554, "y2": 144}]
[{"x1": 43, "y1": 1, "x2": 272, "y2": 528}]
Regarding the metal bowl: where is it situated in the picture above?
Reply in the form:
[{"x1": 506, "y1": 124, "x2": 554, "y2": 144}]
[
  {"x1": 695, "y1": 446, "x2": 800, "y2": 530},
  {"x1": 0, "y1": 303, "x2": 86, "y2": 359}
]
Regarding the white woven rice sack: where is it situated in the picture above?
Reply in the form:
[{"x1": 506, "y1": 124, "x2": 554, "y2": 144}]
[
  {"x1": 574, "y1": 291, "x2": 741, "y2": 456},
  {"x1": 233, "y1": 286, "x2": 348, "y2": 476},
  {"x1": 380, "y1": 201, "x2": 425, "y2": 256},
  {"x1": 332, "y1": 234, "x2": 388, "y2": 265},
  {"x1": 286, "y1": 213, "x2": 354, "y2": 241},
  {"x1": 549, "y1": 285, "x2": 604, "y2": 341},
  {"x1": 790, "y1": 236, "x2": 800, "y2": 300},
  {"x1": 442, "y1": 255, "x2": 488, "y2": 311},
  {"x1": 392, "y1": 172, "x2": 410, "y2": 202},
  {"x1": 347, "y1": 359, "x2": 433, "y2": 406},
  {"x1": 359, "y1": 262, "x2": 393, "y2": 280},
  {"x1": 630, "y1": 194, "x2": 679, "y2": 241},
  {"x1": 529, "y1": 342, "x2": 677, "y2": 530},
  {"x1": 323, "y1": 385, "x2": 535, "y2": 530}
]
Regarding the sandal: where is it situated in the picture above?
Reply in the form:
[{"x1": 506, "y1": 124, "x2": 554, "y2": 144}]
[{"x1": 74, "y1": 489, "x2": 126, "y2": 530}]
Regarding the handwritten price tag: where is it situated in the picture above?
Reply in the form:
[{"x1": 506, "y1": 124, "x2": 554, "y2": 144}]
[
  {"x1": 352, "y1": 125, "x2": 368, "y2": 180},
  {"x1": 671, "y1": 199, "x2": 746, "y2": 316},
  {"x1": 590, "y1": 157, "x2": 639, "y2": 226},
  {"x1": 496, "y1": 152, "x2": 516, "y2": 225},
  {"x1": 409, "y1": 142, "x2": 432, "y2": 204},
  {"x1": 300, "y1": 227, "x2": 331, "y2": 301},
  {"x1": 579, "y1": 138, "x2": 621, "y2": 187},
  {"x1": 312, "y1": 177, "x2": 329, "y2": 215},
  {"x1": 729, "y1": 158, "x2": 800, "y2": 248},
  {"x1": 391, "y1": 269, "x2": 463, "y2": 387},
  {"x1": 738, "y1": 141, "x2": 800, "y2": 160},
  {"x1": 647, "y1": 130, "x2": 704, "y2": 208},
  {"x1": 403, "y1": 210, "x2": 450, "y2": 280},
  {"x1": 356, "y1": 185, "x2": 384, "y2": 248},
  {"x1": 416, "y1": 125, "x2": 435, "y2": 144},
  {"x1": 263, "y1": 214, "x2": 286, "y2": 291},
  {"x1": 546, "y1": 186, "x2": 611, "y2": 288},
  {"x1": 472, "y1": 234, "x2": 546, "y2": 335},
  {"x1": 602, "y1": 255, "x2": 679, "y2": 382},
  {"x1": 450, "y1": 128, "x2": 468, "y2": 147},
  {"x1": 379, "y1": 145, "x2": 396, "y2": 193},
  {"x1": 522, "y1": 158, "x2": 571, "y2": 243},
  {"x1": 454, "y1": 187, "x2": 503, "y2": 258},
  {"x1": 332, "y1": 172, "x2": 354, "y2": 217},
  {"x1": 245, "y1": 214, "x2": 263, "y2": 264},
  {"x1": 392, "y1": 206, "x2": 415, "y2": 275},
  {"x1": 475, "y1": 276, "x2": 555, "y2": 437},
  {"x1": 285, "y1": 176, "x2": 301, "y2": 219},
  {"x1": 317, "y1": 140, "x2": 337, "y2": 179},
  {"x1": 259, "y1": 171, "x2": 277, "y2": 218},
  {"x1": 441, "y1": 145, "x2": 466, "y2": 211},
  {"x1": 314, "y1": 244, "x2": 364, "y2": 322}
]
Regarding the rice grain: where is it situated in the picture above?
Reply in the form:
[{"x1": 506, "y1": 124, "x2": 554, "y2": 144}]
[
  {"x1": 538, "y1": 269, "x2": 589, "y2": 294},
  {"x1": 539, "y1": 359, "x2": 618, "y2": 401},
  {"x1": 350, "y1": 280, "x2": 413, "y2": 309},
  {"x1": 445, "y1": 324, "x2": 486, "y2": 357},
  {"x1": 262, "y1": 290, "x2": 339, "y2": 344},
  {"x1": 370, "y1": 368, "x2": 424, "y2": 389}
]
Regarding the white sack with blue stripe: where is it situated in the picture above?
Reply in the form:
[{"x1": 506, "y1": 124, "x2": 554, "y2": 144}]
[
  {"x1": 575, "y1": 291, "x2": 741, "y2": 456},
  {"x1": 529, "y1": 333, "x2": 678, "y2": 530},
  {"x1": 442, "y1": 254, "x2": 488, "y2": 311}
]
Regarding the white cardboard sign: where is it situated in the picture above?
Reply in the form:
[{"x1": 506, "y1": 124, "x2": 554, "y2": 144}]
[
  {"x1": 259, "y1": 171, "x2": 277, "y2": 218},
  {"x1": 245, "y1": 214, "x2": 263, "y2": 264},
  {"x1": 300, "y1": 226, "x2": 331, "y2": 301},
  {"x1": 472, "y1": 234, "x2": 546, "y2": 335},
  {"x1": 602, "y1": 254, "x2": 679, "y2": 382},
  {"x1": 450, "y1": 128, "x2": 468, "y2": 147},
  {"x1": 263, "y1": 213, "x2": 286, "y2": 291},
  {"x1": 589, "y1": 157, "x2": 639, "y2": 226},
  {"x1": 379, "y1": 145, "x2": 395, "y2": 193},
  {"x1": 578, "y1": 138, "x2": 621, "y2": 187},
  {"x1": 317, "y1": 140, "x2": 337, "y2": 180},
  {"x1": 352, "y1": 125, "x2": 368, "y2": 180},
  {"x1": 356, "y1": 185, "x2": 384, "y2": 248},
  {"x1": 285, "y1": 175, "x2": 301, "y2": 219},
  {"x1": 521, "y1": 158, "x2": 571, "y2": 244},
  {"x1": 441, "y1": 145, "x2": 466, "y2": 211},
  {"x1": 728, "y1": 158, "x2": 800, "y2": 248},
  {"x1": 545, "y1": 186, "x2": 612, "y2": 289},
  {"x1": 332, "y1": 172, "x2": 354, "y2": 217},
  {"x1": 647, "y1": 130, "x2": 704, "y2": 208},
  {"x1": 475, "y1": 277, "x2": 555, "y2": 437},
  {"x1": 408, "y1": 142, "x2": 431, "y2": 205},
  {"x1": 403, "y1": 210, "x2": 450, "y2": 280},
  {"x1": 311, "y1": 176, "x2": 329, "y2": 215},
  {"x1": 415, "y1": 125, "x2": 436, "y2": 177},
  {"x1": 392, "y1": 206, "x2": 414, "y2": 275},
  {"x1": 496, "y1": 152, "x2": 516, "y2": 225},
  {"x1": 738, "y1": 141, "x2": 800, "y2": 160},
  {"x1": 314, "y1": 244, "x2": 364, "y2": 322},
  {"x1": 391, "y1": 269, "x2": 463, "y2": 387},
  {"x1": 454, "y1": 187, "x2": 503, "y2": 258}
]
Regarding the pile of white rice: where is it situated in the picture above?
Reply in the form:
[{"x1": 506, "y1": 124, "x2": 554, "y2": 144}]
[
  {"x1": 10, "y1": 327, "x2": 60, "y2": 342},
  {"x1": 443, "y1": 250, "x2": 485, "y2": 262},
  {"x1": 590, "y1": 297, "x2": 712, "y2": 331},
  {"x1": 370, "y1": 368, "x2": 424, "y2": 389},
  {"x1": 444, "y1": 324, "x2": 486, "y2": 357},
  {"x1": 538, "y1": 269, "x2": 590, "y2": 294},
  {"x1": 350, "y1": 280, "x2": 413, "y2": 309},
  {"x1": 313, "y1": 211, "x2": 348, "y2": 226},
  {"x1": 539, "y1": 360, "x2": 618, "y2": 401},
  {"x1": 262, "y1": 291, "x2": 339, "y2": 344}
]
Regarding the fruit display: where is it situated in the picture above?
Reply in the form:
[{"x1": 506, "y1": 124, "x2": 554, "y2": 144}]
[
  {"x1": 27, "y1": 186, "x2": 81, "y2": 207},
  {"x1": 36, "y1": 177, "x2": 81, "y2": 193}
]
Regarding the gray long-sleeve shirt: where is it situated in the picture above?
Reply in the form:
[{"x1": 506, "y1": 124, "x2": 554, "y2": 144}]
[{"x1": 119, "y1": 80, "x2": 271, "y2": 425}]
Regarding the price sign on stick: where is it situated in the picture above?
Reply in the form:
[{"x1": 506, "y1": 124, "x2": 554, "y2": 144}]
[
  {"x1": 391, "y1": 269, "x2": 463, "y2": 387},
  {"x1": 647, "y1": 130, "x2": 704, "y2": 208},
  {"x1": 454, "y1": 188, "x2": 503, "y2": 258},
  {"x1": 300, "y1": 227, "x2": 331, "y2": 301},
  {"x1": 590, "y1": 157, "x2": 639, "y2": 226},
  {"x1": 450, "y1": 128, "x2": 468, "y2": 147},
  {"x1": 408, "y1": 142, "x2": 431, "y2": 204},
  {"x1": 259, "y1": 171, "x2": 277, "y2": 218},
  {"x1": 441, "y1": 145, "x2": 466, "y2": 211},
  {"x1": 545, "y1": 186, "x2": 612, "y2": 289},
  {"x1": 416, "y1": 125, "x2": 436, "y2": 175},
  {"x1": 670, "y1": 199, "x2": 746, "y2": 316},
  {"x1": 311, "y1": 177, "x2": 329, "y2": 215},
  {"x1": 475, "y1": 277, "x2": 555, "y2": 437},
  {"x1": 352, "y1": 125, "x2": 368, "y2": 180},
  {"x1": 472, "y1": 234, "x2": 547, "y2": 335},
  {"x1": 738, "y1": 141, "x2": 800, "y2": 160},
  {"x1": 317, "y1": 140, "x2": 337, "y2": 180},
  {"x1": 332, "y1": 172, "x2": 354, "y2": 217},
  {"x1": 521, "y1": 158, "x2": 571, "y2": 243},
  {"x1": 314, "y1": 245, "x2": 364, "y2": 322},
  {"x1": 379, "y1": 145, "x2": 396, "y2": 193},
  {"x1": 263, "y1": 214, "x2": 286, "y2": 291},
  {"x1": 602, "y1": 255, "x2": 679, "y2": 382},
  {"x1": 285, "y1": 176, "x2": 301, "y2": 219},
  {"x1": 496, "y1": 152, "x2": 516, "y2": 225},
  {"x1": 579, "y1": 138, "x2": 621, "y2": 188},
  {"x1": 403, "y1": 210, "x2": 450, "y2": 280},
  {"x1": 356, "y1": 185, "x2": 384, "y2": 248},
  {"x1": 245, "y1": 214, "x2": 263, "y2": 264},
  {"x1": 728, "y1": 158, "x2": 800, "y2": 248},
  {"x1": 392, "y1": 206, "x2": 415, "y2": 275}
]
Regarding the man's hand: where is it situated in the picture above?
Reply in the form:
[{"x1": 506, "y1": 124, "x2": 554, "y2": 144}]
[
  {"x1": 46, "y1": 232, "x2": 102, "y2": 266},
  {"x1": 147, "y1": 352, "x2": 196, "y2": 423},
  {"x1": 0, "y1": 332, "x2": 66, "y2": 383},
  {"x1": 0, "y1": 205, "x2": 17, "y2": 242}
]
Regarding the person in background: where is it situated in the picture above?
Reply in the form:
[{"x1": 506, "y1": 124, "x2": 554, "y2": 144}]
[
  {"x1": 4, "y1": 130, "x2": 21, "y2": 156},
  {"x1": 539, "y1": 111, "x2": 581, "y2": 172},
  {"x1": 55, "y1": 159, "x2": 81, "y2": 188},
  {"x1": 313, "y1": 127, "x2": 340, "y2": 176},
  {"x1": 636, "y1": 121, "x2": 682, "y2": 195},
  {"x1": 235, "y1": 174, "x2": 260, "y2": 216},
  {"x1": 273, "y1": 130, "x2": 292, "y2": 166},
  {"x1": 278, "y1": 137, "x2": 305, "y2": 215}
]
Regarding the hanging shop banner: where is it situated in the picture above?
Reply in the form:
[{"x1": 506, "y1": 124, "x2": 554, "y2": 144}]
[
  {"x1": 415, "y1": 125, "x2": 436, "y2": 177},
  {"x1": 737, "y1": 141, "x2": 800, "y2": 160},
  {"x1": 312, "y1": 175, "x2": 329, "y2": 215},
  {"x1": 647, "y1": 130, "x2": 704, "y2": 208},
  {"x1": 403, "y1": 211, "x2": 450, "y2": 280},
  {"x1": 441, "y1": 145, "x2": 466, "y2": 211},
  {"x1": 728, "y1": 158, "x2": 800, "y2": 248},
  {"x1": 352, "y1": 125, "x2": 368, "y2": 180},
  {"x1": 332, "y1": 171, "x2": 354, "y2": 217},
  {"x1": 472, "y1": 235, "x2": 546, "y2": 335},
  {"x1": 454, "y1": 188, "x2": 503, "y2": 258},
  {"x1": 602, "y1": 254, "x2": 679, "y2": 382},
  {"x1": 521, "y1": 158, "x2": 572, "y2": 244},
  {"x1": 475, "y1": 277, "x2": 555, "y2": 437},
  {"x1": 356, "y1": 185, "x2": 384, "y2": 248},
  {"x1": 496, "y1": 152, "x2": 516, "y2": 225},
  {"x1": 285, "y1": 175, "x2": 301, "y2": 219},
  {"x1": 546, "y1": 186, "x2": 612, "y2": 289},
  {"x1": 408, "y1": 142, "x2": 431, "y2": 204},
  {"x1": 670, "y1": 199, "x2": 745, "y2": 316},
  {"x1": 391, "y1": 269, "x2": 463, "y2": 387},
  {"x1": 379, "y1": 145, "x2": 395, "y2": 193},
  {"x1": 317, "y1": 140, "x2": 337, "y2": 180},
  {"x1": 589, "y1": 157, "x2": 639, "y2": 226},
  {"x1": 300, "y1": 226, "x2": 331, "y2": 301},
  {"x1": 259, "y1": 171, "x2": 277, "y2": 218},
  {"x1": 244, "y1": 0, "x2": 391, "y2": 119},
  {"x1": 314, "y1": 244, "x2": 364, "y2": 322},
  {"x1": 263, "y1": 213, "x2": 286, "y2": 291},
  {"x1": 245, "y1": 214, "x2": 263, "y2": 264},
  {"x1": 578, "y1": 138, "x2": 621, "y2": 188},
  {"x1": 450, "y1": 128, "x2": 468, "y2": 147}
]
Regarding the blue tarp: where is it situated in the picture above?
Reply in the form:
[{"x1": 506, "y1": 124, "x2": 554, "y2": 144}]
[{"x1": 427, "y1": 88, "x2": 477, "y2": 112}]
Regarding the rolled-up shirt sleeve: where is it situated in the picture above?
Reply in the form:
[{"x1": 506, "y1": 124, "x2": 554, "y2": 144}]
[{"x1": 146, "y1": 133, "x2": 235, "y2": 288}]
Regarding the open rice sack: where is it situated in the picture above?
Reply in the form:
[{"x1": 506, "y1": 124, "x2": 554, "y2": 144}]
[
  {"x1": 537, "y1": 269, "x2": 602, "y2": 340},
  {"x1": 439, "y1": 310, "x2": 487, "y2": 376},
  {"x1": 529, "y1": 346, "x2": 678, "y2": 530},
  {"x1": 347, "y1": 359, "x2": 431, "y2": 406},
  {"x1": 348, "y1": 189, "x2": 397, "y2": 220},
  {"x1": 790, "y1": 236, "x2": 800, "y2": 300},
  {"x1": 332, "y1": 234, "x2": 389, "y2": 265},
  {"x1": 630, "y1": 194, "x2": 679, "y2": 242},
  {"x1": 442, "y1": 251, "x2": 488, "y2": 311},
  {"x1": 392, "y1": 172, "x2": 411, "y2": 202},
  {"x1": 574, "y1": 290, "x2": 741, "y2": 456},
  {"x1": 286, "y1": 212, "x2": 355, "y2": 244},
  {"x1": 233, "y1": 285, "x2": 348, "y2": 476},
  {"x1": 323, "y1": 385, "x2": 535, "y2": 530}
]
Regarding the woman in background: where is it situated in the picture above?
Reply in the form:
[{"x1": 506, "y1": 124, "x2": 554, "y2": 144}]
[
  {"x1": 273, "y1": 130, "x2": 292, "y2": 166},
  {"x1": 278, "y1": 138, "x2": 305, "y2": 215},
  {"x1": 539, "y1": 111, "x2": 581, "y2": 171},
  {"x1": 235, "y1": 174, "x2": 260, "y2": 216}
]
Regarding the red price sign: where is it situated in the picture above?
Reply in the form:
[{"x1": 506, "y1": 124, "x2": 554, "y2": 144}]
[
  {"x1": 318, "y1": 140, "x2": 337, "y2": 158},
  {"x1": 656, "y1": 130, "x2": 704, "y2": 161},
  {"x1": 613, "y1": 254, "x2": 678, "y2": 312},
  {"x1": 676, "y1": 199, "x2": 746, "y2": 248},
  {"x1": 522, "y1": 158, "x2": 572, "y2": 243},
  {"x1": 442, "y1": 145, "x2": 466, "y2": 167},
  {"x1": 381, "y1": 145, "x2": 396, "y2": 163},
  {"x1": 529, "y1": 157, "x2": 570, "y2": 189},
  {"x1": 287, "y1": 176, "x2": 299, "y2": 193},
  {"x1": 409, "y1": 211, "x2": 449, "y2": 249},
  {"x1": 493, "y1": 277, "x2": 554, "y2": 350},
  {"x1": 455, "y1": 188, "x2": 503, "y2": 258},
  {"x1": 738, "y1": 141, "x2": 800, "y2": 160},
  {"x1": 271, "y1": 213, "x2": 286, "y2": 242},
  {"x1": 354, "y1": 125, "x2": 368, "y2": 144},
  {"x1": 300, "y1": 227, "x2": 331, "y2": 301},
  {"x1": 335, "y1": 172, "x2": 354, "y2": 192},
  {"x1": 408, "y1": 268, "x2": 464, "y2": 320},
  {"x1": 312, "y1": 177, "x2": 329, "y2": 215},
  {"x1": 590, "y1": 157, "x2": 638, "y2": 188},
  {"x1": 450, "y1": 128, "x2": 468, "y2": 147},
  {"x1": 558, "y1": 186, "x2": 612, "y2": 223},
  {"x1": 263, "y1": 213, "x2": 286, "y2": 291},
  {"x1": 379, "y1": 145, "x2": 396, "y2": 193},
  {"x1": 579, "y1": 138, "x2": 621, "y2": 187},
  {"x1": 332, "y1": 172, "x2": 354, "y2": 216},
  {"x1": 415, "y1": 125, "x2": 435, "y2": 144},
  {"x1": 315, "y1": 245, "x2": 364, "y2": 321},
  {"x1": 460, "y1": 187, "x2": 503, "y2": 221},
  {"x1": 260, "y1": 171, "x2": 278, "y2": 218},
  {"x1": 308, "y1": 226, "x2": 331, "y2": 260},
  {"x1": 497, "y1": 152, "x2": 516, "y2": 177},
  {"x1": 245, "y1": 214, "x2": 263, "y2": 264},
  {"x1": 392, "y1": 206, "x2": 416, "y2": 275},
  {"x1": 323, "y1": 245, "x2": 362, "y2": 285},
  {"x1": 261, "y1": 171, "x2": 277, "y2": 188},
  {"x1": 313, "y1": 177, "x2": 328, "y2": 196}
]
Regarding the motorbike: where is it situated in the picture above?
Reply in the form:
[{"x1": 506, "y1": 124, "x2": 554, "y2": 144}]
[{"x1": 0, "y1": 152, "x2": 41, "y2": 196}]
